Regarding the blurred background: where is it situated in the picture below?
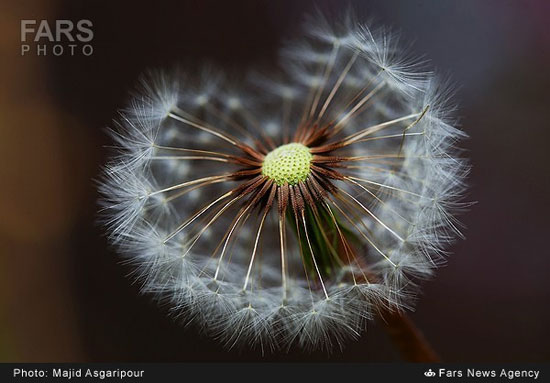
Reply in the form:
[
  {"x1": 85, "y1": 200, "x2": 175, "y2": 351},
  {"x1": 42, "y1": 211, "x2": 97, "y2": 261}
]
[{"x1": 1, "y1": 0, "x2": 549, "y2": 362}]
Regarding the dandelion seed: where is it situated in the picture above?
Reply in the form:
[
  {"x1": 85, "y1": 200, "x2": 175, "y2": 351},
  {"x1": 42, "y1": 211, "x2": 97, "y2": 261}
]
[{"x1": 99, "y1": 13, "x2": 469, "y2": 351}]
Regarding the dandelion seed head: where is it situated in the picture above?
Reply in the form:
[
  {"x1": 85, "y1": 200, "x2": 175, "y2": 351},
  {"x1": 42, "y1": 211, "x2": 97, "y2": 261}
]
[{"x1": 99, "y1": 11, "x2": 469, "y2": 351}]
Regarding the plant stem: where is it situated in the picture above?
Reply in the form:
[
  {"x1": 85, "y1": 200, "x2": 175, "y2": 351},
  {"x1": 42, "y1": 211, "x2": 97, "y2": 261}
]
[{"x1": 378, "y1": 308, "x2": 440, "y2": 362}]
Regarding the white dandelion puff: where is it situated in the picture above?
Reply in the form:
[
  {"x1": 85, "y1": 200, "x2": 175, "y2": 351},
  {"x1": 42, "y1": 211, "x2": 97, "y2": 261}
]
[{"x1": 99, "y1": 13, "x2": 469, "y2": 352}]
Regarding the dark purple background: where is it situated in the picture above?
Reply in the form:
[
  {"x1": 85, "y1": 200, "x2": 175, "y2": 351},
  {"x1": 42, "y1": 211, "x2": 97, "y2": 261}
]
[{"x1": 1, "y1": 0, "x2": 549, "y2": 362}]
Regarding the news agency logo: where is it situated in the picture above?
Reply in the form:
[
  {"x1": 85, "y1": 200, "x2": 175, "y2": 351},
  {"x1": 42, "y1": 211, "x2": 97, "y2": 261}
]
[
  {"x1": 20, "y1": 19, "x2": 93, "y2": 56},
  {"x1": 424, "y1": 369, "x2": 436, "y2": 378}
]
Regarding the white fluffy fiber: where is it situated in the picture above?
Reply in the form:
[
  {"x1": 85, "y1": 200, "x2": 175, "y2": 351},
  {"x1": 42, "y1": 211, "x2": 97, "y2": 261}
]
[{"x1": 99, "y1": 13, "x2": 469, "y2": 352}]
